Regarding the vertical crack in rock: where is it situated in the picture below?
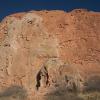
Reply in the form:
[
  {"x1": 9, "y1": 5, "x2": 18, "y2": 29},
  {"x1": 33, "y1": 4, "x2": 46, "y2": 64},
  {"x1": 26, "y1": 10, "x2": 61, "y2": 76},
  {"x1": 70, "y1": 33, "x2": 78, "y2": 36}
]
[
  {"x1": 5, "y1": 56, "x2": 9, "y2": 76},
  {"x1": 36, "y1": 66, "x2": 49, "y2": 90}
]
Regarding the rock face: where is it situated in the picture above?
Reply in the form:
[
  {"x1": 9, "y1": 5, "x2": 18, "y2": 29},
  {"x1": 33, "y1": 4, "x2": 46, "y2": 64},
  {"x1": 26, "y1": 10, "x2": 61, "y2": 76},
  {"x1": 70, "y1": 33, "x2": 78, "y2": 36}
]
[{"x1": 0, "y1": 9, "x2": 100, "y2": 99}]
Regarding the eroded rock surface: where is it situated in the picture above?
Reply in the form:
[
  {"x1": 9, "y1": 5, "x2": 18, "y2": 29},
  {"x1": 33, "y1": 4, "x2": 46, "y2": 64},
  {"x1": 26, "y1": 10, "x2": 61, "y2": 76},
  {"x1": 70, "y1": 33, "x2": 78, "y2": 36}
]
[{"x1": 0, "y1": 9, "x2": 100, "y2": 100}]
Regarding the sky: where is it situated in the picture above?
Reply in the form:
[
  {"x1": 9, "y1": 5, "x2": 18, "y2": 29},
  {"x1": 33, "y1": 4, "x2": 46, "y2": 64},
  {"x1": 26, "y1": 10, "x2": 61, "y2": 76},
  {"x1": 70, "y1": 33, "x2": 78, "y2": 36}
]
[{"x1": 0, "y1": 0, "x2": 100, "y2": 21}]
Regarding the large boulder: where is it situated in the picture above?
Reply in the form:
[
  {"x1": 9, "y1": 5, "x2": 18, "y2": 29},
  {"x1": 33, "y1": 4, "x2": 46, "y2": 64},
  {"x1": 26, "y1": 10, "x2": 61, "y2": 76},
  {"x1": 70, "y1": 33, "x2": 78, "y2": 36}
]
[{"x1": 0, "y1": 9, "x2": 100, "y2": 99}]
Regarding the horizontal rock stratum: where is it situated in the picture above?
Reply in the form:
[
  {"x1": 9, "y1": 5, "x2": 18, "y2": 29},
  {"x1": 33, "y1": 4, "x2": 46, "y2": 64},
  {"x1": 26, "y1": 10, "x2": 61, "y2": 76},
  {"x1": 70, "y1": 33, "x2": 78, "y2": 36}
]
[{"x1": 0, "y1": 9, "x2": 100, "y2": 100}]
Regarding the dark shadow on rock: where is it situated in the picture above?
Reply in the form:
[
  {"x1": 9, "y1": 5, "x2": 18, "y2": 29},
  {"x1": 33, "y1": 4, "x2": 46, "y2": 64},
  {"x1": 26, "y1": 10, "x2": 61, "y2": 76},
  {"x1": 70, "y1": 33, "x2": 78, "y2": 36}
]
[
  {"x1": 84, "y1": 75, "x2": 100, "y2": 92},
  {"x1": 44, "y1": 87, "x2": 84, "y2": 100},
  {"x1": 0, "y1": 85, "x2": 27, "y2": 100}
]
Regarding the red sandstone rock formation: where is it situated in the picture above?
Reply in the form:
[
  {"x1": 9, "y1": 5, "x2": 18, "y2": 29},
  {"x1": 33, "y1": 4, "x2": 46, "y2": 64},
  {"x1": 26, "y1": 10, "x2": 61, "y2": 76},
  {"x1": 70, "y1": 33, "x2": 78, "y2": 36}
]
[{"x1": 0, "y1": 9, "x2": 100, "y2": 100}]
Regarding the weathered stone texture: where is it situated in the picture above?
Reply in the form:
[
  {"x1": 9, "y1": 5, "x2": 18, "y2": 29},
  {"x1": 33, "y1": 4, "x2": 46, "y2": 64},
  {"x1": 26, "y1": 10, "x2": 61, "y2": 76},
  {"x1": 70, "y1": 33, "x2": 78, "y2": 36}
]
[{"x1": 0, "y1": 9, "x2": 100, "y2": 99}]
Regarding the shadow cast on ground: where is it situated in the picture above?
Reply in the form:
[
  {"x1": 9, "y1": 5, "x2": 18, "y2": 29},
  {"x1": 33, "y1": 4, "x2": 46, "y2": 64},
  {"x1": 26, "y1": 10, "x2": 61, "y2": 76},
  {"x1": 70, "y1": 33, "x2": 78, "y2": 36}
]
[
  {"x1": 84, "y1": 75, "x2": 100, "y2": 92},
  {"x1": 0, "y1": 85, "x2": 27, "y2": 100},
  {"x1": 44, "y1": 87, "x2": 84, "y2": 100}
]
